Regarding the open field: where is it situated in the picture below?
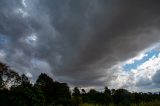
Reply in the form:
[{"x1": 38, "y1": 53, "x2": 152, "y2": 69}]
[{"x1": 80, "y1": 101, "x2": 160, "y2": 106}]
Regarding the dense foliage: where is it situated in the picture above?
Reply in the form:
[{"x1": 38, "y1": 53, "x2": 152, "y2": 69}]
[{"x1": 0, "y1": 62, "x2": 159, "y2": 106}]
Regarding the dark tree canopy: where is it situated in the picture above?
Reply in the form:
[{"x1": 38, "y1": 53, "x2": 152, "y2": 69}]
[{"x1": 0, "y1": 62, "x2": 159, "y2": 106}]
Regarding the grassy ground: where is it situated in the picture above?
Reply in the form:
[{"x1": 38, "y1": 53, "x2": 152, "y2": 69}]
[
  {"x1": 80, "y1": 103, "x2": 94, "y2": 106},
  {"x1": 80, "y1": 101, "x2": 160, "y2": 106},
  {"x1": 80, "y1": 103, "x2": 114, "y2": 106},
  {"x1": 138, "y1": 100, "x2": 160, "y2": 106}
]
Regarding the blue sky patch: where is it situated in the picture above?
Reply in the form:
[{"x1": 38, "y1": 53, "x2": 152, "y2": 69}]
[
  {"x1": 123, "y1": 49, "x2": 160, "y2": 71},
  {"x1": 0, "y1": 34, "x2": 10, "y2": 45}
]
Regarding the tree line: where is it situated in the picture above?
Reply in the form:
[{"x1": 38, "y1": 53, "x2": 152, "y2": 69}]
[{"x1": 0, "y1": 62, "x2": 160, "y2": 106}]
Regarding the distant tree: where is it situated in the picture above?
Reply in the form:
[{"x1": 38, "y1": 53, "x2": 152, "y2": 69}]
[
  {"x1": 35, "y1": 73, "x2": 54, "y2": 105},
  {"x1": 53, "y1": 82, "x2": 71, "y2": 106},
  {"x1": 72, "y1": 87, "x2": 82, "y2": 106},
  {"x1": 104, "y1": 86, "x2": 112, "y2": 106},
  {"x1": 104, "y1": 86, "x2": 111, "y2": 95},
  {"x1": 0, "y1": 62, "x2": 21, "y2": 89},
  {"x1": 10, "y1": 83, "x2": 45, "y2": 106},
  {"x1": 96, "y1": 92, "x2": 106, "y2": 106},
  {"x1": 35, "y1": 73, "x2": 71, "y2": 106},
  {"x1": 0, "y1": 88, "x2": 10, "y2": 106},
  {"x1": 111, "y1": 89, "x2": 116, "y2": 95},
  {"x1": 1, "y1": 61, "x2": 160, "y2": 106},
  {"x1": 113, "y1": 89, "x2": 131, "y2": 106},
  {"x1": 7, "y1": 70, "x2": 21, "y2": 87},
  {"x1": 21, "y1": 74, "x2": 30, "y2": 83},
  {"x1": 132, "y1": 92, "x2": 141, "y2": 106},
  {"x1": 0, "y1": 62, "x2": 7, "y2": 88},
  {"x1": 88, "y1": 89, "x2": 98, "y2": 105},
  {"x1": 81, "y1": 89, "x2": 86, "y2": 94},
  {"x1": 81, "y1": 89, "x2": 88, "y2": 103},
  {"x1": 72, "y1": 87, "x2": 81, "y2": 96}
]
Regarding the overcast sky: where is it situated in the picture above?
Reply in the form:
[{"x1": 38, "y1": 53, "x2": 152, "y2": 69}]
[{"x1": 0, "y1": 0, "x2": 160, "y2": 92}]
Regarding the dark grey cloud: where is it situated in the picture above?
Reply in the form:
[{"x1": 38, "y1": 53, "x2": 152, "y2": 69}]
[
  {"x1": 136, "y1": 78, "x2": 152, "y2": 87},
  {"x1": 152, "y1": 70, "x2": 160, "y2": 84},
  {"x1": 0, "y1": 0, "x2": 160, "y2": 88}
]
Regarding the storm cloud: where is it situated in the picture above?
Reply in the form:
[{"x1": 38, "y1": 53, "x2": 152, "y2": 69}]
[{"x1": 0, "y1": 0, "x2": 160, "y2": 90}]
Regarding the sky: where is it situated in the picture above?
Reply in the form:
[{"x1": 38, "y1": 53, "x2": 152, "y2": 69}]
[{"x1": 0, "y1": 0, "x2": 160, "y2": 92}]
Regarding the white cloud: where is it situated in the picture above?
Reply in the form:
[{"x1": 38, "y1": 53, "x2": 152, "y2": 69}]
[
  {"x1": 14, "y1": 8, "x2": 29, "y2": 17},
  {"x1": 108, "y1": 44, "x2": 160, "y2": 92},
  {"x1": 25, "y1": 71, "x2": 33, "y2": 78},
  {"x1": 124, "y1": 43, "x2": 160, "y2": 65},
  {"x1": 125, "y1": 53, "x2": 147, "y2": 65},
  {"x1": 0, "y1": 50, "x2": 6, "y2": 61},
  {"x1": 26, "y1": 33, "x2": 37, "y2": 44},
  {"x1": 20, "y1": 33, "x2": 38, "y2": 47},
  {"x1": 22, "y1": 0, "x2": 27, "y2": 8}
]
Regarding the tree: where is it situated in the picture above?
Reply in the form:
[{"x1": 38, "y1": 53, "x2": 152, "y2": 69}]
[
  {"x1": 0, "y1": 62, "x2": 8, "y2": 88},
  {"x1": 0, "y1": 62, "x2": 21, "y2": 89},
  {"x1": 72, "y1": 87, "x2": 80, "y2": 97},
  {"x1": 81, "y1": 89, "x2": 89, "y2": 103},
  {"x1": 53, "y1": 82, "x2": 71, "y2": 106},
  {"x1": 104, "y1": 86, "x2": 111, "y2": 95},
  {"x1": 0, "y1": 88, "x2": 10, "y2": 106},
  {"x1": 104, "y1": 86, "x2": 112, "y2": 106},
  {"x1": 35, "y1": 73, "x2": 54, "y2": 105},
  {"x1": 88, "y1": 89, "x2": 98, "y2": 105},
  {"x1": 113, "y1": 89, "x2": 131, "y2": 106},
  {"x1": 10, "y1": 83, "x2": 45, "y2": 106},
  {"x1": 132, "y1": 92, "x2": 141, "y2": 106},
  {"x1": 72, "y1": 87, "x2": 82, "y2": 106},
  {"x1": 35, "y1": 73, "x2": 71, "y2": 106},
  {"x1": 81, "y1": 89, "x2": 86, "y2": 94},
  {"x1": 21, "y1": 74, "x2": 30, "y2": 84}
]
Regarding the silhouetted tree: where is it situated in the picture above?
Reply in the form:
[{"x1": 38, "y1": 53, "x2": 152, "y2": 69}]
[
  {"x1": 104, "y1": 86, "x2": 112, "y2": 106},
  {"x1": 35, "y1": 73, "x2": 54, "y2": 105},
  {"x1": 81, "y1": 89, "x2": 88, "y2": 103},
  {"x1": 0, "y1": 61, "x2": 160, "y2": 106},
  {"x1": 113, "y1": 89, "x2": 131, "y2": 106},
  {"x1": 0, "y1": 62, "x2": 21, "y2": 89},
  {"x1": 35, "y1": 73, "x2": 71, "y2": 106},
  {"x1": 10, "y1": 83, "x2": 45, "y2": 106},
  {"x1": 53, "y1": 82, "x2": 71, "y2": 106},
  {"x1": 132, "y1": 92, "x2": 141, "y2": 106},
  {"x1": 81, "y1": 89, "x2": 86, "y2": 94},
  {"x1": 88, "y1": 89, "x2": 98, "y2": 105},
  {"x1": 72, "y1": 87, "x2": 82, "y2": 106},
  {"x1": 72, "y1": 87, "x2": 80, "y2": 96}
]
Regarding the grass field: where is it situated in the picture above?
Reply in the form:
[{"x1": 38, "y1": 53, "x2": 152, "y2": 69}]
[{"x1": 80, "y1": 101, "x2": 160, "y2": 106}]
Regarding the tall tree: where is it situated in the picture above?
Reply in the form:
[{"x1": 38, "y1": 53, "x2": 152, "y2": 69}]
[
  {"x1": 72, "y1": 87, "x2": 82, "y2": 106},
  {"x1": 35, "y1": 73, "x2": 54, "y2": 105},
  {"x1": 104, "y1": 86, "x2": 112, "y2": 106},
  {"x1": 0, "y1": 62, "x2": 21, "y2": 89},
  {"x1": 113, "y1": 89, "x2": 131, "y2": 106},
  {"x1": 72, "y1": 87, "x2": 80, "y2": 97}
]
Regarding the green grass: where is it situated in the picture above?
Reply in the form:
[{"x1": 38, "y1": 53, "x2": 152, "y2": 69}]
[
  {"x1": 80, "y1": 103, "x2": 94, "y2": 106},
  {"x1": 80, "y1": 103, "x2": 114, "y2": 106},
  {"x1": 138, "y1": 100, "x2": 160, "y2": 106},
  {"x1": 80, "y1": 101, "x2": 160, "y2": 106}
]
